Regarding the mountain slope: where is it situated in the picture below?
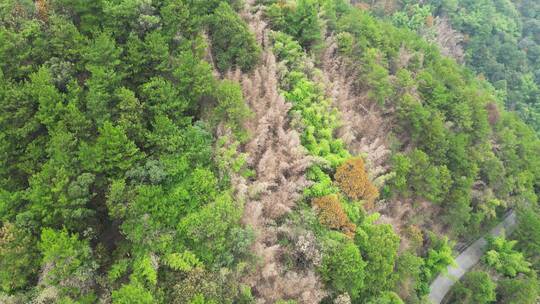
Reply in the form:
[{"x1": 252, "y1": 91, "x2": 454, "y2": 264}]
[{"x1": 0, "y1": 0, "x2": 538, "y2": 303}]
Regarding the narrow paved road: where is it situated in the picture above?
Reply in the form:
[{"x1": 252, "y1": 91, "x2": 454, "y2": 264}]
[{"x1": 428, "y1": 211, "x2": 517, "y2": 304}]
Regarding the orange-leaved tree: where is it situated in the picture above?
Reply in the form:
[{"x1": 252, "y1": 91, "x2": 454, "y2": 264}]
[
  {"x1": 36, "y1": 0, "x2": 49, "y2": 22},
  {"x1": 312, "y1": 194, "x2": 356, "y2": 238},
  {"x1": 335, "y1": 157, "x2": 379, "y2": 208}
]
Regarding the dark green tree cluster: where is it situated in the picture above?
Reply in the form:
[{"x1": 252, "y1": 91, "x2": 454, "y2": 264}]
[
  {"x1": 492, "y1": 205, "x2": 540, "y2": 304},
  {"x1": 0, "y1": 0, "x2": 257, "y2": 302},
  {"x1": 266, "y1": 0, "x2": 324, "y2": 51}
]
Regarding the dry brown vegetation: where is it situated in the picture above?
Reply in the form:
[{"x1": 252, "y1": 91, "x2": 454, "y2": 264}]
[
  {"x1": 376, "y1": 198, "x2": 446, "y2": 252},
  {"x1": 225, "y1": 5, "x2": 327, "y2": 302},
  {"x1": 486, "y1": 102, "x2": 501, "y2": 126},
  {"x1": 228, "y1": 3, "x2": 454, "y2": 301},
  {"x1": 320, "y1": 36, "x2": 392, "y2": 184},
  {"x1": 421, "y1": 16, "x2": 465, "y2": 63},
  {"x1": 353, "y1": 0, "x2": 399, "y2": 14}
]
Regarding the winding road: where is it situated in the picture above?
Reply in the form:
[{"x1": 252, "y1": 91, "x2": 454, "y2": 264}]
[{"x1": 428, "y1": 211, "x2": 518, "y2": 304}]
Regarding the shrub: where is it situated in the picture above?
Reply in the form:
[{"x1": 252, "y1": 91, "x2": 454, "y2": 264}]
[
  {"x1": 38, "y1": 228, "x2": 96, "y2": 300},
  {"x1": 422, "y1": 232, "x2": 455, "y2": 282},
  {"x1": 394, "y1": 252, "x2": 424, "y2": 302},
  {"x1": 486, "y1": 102, "x2": 500, "y2": 126}
]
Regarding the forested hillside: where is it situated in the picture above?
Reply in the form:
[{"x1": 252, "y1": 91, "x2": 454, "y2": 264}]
[
  {"x1": 0, "y1": 0, "x2": 538, "y2": 304},
  {"x1": 375, "y1": 0, "x2": 540, "y2": 133}
]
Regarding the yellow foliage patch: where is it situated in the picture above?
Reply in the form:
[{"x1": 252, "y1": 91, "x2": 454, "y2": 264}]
[
  {"x1": 36, "y1": 0, "x2": 49, "y2": 22},
  {"x1": 312, "y1": 194, "x2": 356, "y2": 238},
  {"x1": 335, "y1": 157, "x2": 379, "y2": 208}
]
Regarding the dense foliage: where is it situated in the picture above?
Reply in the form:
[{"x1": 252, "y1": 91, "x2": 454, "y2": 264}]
[
  {"x1": 0, "y1": 0, "x2": 539, "y2": 303},
  {"x1": 446, "y1": 271, "x2": 496, "y2": 304},
  {"x1": 0, "y1": 0, "x2": 255, "y2": 302}
]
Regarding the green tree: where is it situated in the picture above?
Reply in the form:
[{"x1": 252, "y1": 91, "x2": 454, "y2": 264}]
[
  {"x1": 208, "y1": 2, "x2": 261, "y2": 72},
  {"x1": 394, "y1": 149, "x2": 451, "y2": 203},
  {"x1": 484, "y1": 236, "x2": 531, "y2": 277},
  {"x1": 30, "y1": 67, "x2": 65, "y2": 131},
  {"x1": 447, "y1": 271, "x2": 496, "y2": 304},
  {"x1": 84, "y1": 66, "x2": 120, "y2": 126},
  {"x1": 173, "y1": 48, "x2": 216, "y2": 108},
  {"x1": 24, "y1": 163, "x2": 96, "y2": 231},
  {"x1": 82, "y1": 31, "x2": 121, "y2": 71},
  {"x1": 124, "y1": 31, "x2": 170, "y2": 84},
  {"x1": 177, "y1": 193, "x2": 250, "y2": 267},
  {"x1": 497, "y1": 275, "x2": 540, "y2": 304},
  {"x1": 79, "y1": 121, "x2": 142, "y2": 177},
  {"x1": 443, "y1": 185, "x2": 473, "y2": 236},
  {"x1": 114, "y1": 87, "x2": 145, "y2": 143},
  {"x1": 82, "y1": 32, "x2": 122, "y2": 126},
  {"x1": 211, "y1": 80, "x2": 251, "y2": 141},
  {"x1": 390, "y1": 153, "x2": 412, "y2": 195},
  {"x1": 140, "y1": 77, "x2": 191, "y2": 124},
  {"x1": 266, "y1": 0, "x2": 323, "y2": 50},
  {"x1": 160, "y1": 0, "x2": 201, "y2": 38},
  {"x1": 319, "y1": 236, "x2": 366, "y2": 299},
  {"x1": 0, "y1": 72, "x2": 46, "y2": 188},
  {"x1": 361, "y1": 48, "x2": 393, "y2": 105},
  {"x1": 0, "y1": 222, "x2": 39, "y2": 293},
  {"x1": 356, "y1": 215, "x2": 400, "y2": 299},
  {"x1": 112, "y1": 282, "x2": 154, "y2": 304},
  {"x1": 38, "y1": 228, "x2": 96, "y2": 299}
]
